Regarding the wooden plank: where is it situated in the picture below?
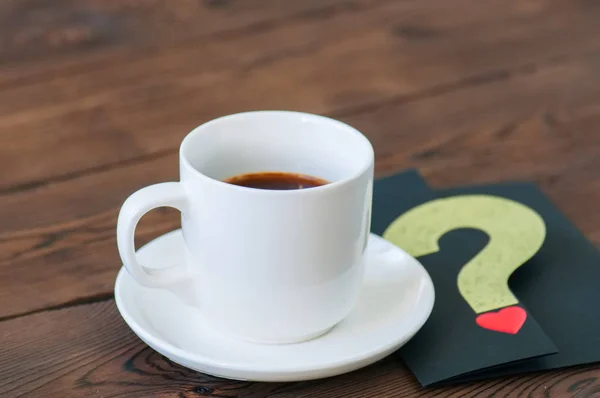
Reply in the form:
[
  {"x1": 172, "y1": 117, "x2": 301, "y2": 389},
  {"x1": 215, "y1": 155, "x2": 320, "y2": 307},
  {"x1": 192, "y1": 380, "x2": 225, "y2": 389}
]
[
  {"x1": 1, "y1": 300, "x2": 600, "y2": 397},
  {"x1": 2, "y1": 0, "x2": 600, "y2": 192},
  {"x1": 1, "y1": 54, "x2": 600, "y2": 319},
  {"x1": 0, "y1": 208, "x2": 180, "y2": 321},
  {"x1": 0, "y1": 154, "x2": 181, "y2": 319},
  {"x1": 0, "y1": 0, "x2": 362, "y2": 66}
]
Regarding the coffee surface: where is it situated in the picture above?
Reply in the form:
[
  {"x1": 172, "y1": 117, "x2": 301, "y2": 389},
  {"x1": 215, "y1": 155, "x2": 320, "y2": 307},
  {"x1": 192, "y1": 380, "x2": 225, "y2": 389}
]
[{"x1": 224, "y1": 172, "x2": 328, "y2": 190}]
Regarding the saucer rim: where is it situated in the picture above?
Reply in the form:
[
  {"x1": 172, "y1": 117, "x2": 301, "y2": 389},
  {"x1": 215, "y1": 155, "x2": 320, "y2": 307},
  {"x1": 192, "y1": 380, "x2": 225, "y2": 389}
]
[{"x1": 114, "y1": 230, "x2": 435, "y2": 377}]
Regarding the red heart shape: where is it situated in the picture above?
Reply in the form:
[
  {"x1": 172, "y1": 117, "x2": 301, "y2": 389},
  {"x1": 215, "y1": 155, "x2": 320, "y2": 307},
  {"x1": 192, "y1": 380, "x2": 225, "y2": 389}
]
[{"x1": 475, "y1": 306, "x2": 527, "y2": 334}]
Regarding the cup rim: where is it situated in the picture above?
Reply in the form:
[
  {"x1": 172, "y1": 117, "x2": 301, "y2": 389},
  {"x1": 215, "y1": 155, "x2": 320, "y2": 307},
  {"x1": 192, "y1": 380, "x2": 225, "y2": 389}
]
[{"x1": 179, "y1": 110, "x2": 374, "y2": 195}]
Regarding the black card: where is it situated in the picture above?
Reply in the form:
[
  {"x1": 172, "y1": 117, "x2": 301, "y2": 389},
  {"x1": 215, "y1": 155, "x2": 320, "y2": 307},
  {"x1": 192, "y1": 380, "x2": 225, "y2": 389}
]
[
  {"x1": 433, "y1": 182, "x2": 600, "y2": 383},
  {"x1": 371, "y1": 173, "x2": 558, "y2": 386},
  {"x1": 371, "y1": 170, "x2": 434, "y2": 236}
]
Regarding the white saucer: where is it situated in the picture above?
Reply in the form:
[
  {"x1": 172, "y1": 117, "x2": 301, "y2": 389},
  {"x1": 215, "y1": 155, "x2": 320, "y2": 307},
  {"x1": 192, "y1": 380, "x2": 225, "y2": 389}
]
[{"x1": 114, "y1": 230, "x2": 434, "y2": 382}]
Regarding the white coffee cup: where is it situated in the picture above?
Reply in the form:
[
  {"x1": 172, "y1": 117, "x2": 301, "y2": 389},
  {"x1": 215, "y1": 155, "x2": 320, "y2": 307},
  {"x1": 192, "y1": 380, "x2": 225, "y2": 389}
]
[{"x1": 117, "y1": 111, "x2": 374, "y2": 344}]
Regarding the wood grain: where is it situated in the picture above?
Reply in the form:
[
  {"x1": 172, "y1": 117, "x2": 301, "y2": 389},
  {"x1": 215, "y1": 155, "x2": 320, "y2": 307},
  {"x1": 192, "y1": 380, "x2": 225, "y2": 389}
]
[
  {"x1": 2, "y1": 301, "x2": 600, "y2": 397},
  {"x1": 2, "y1": 0, "x2": 600, "y2": 193},
  {"x1": 0, "y1": 0, "x2": 363, "y2": 66},
  {"x1": 0, "y1": 207, "x2": 180, "y2": 321}
]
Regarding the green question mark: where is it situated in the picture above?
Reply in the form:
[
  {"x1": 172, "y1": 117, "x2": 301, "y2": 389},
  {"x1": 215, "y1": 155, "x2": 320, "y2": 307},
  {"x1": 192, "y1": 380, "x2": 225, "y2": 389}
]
[{"x1": 383, "y1": 195, "x2": 546, "y2": 334}]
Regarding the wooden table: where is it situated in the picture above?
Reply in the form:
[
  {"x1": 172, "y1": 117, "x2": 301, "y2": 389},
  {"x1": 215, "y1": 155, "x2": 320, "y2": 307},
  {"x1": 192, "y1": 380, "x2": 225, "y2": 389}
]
[{"x1": 2, "y1": 1, "x2": 600, "y2": 396}]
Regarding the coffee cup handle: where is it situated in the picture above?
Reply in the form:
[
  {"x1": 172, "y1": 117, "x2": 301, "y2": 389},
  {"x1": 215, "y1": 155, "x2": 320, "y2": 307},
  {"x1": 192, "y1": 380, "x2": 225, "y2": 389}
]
[{"x1": 117, "y1": 182, "x2": 190, "y2": 288}]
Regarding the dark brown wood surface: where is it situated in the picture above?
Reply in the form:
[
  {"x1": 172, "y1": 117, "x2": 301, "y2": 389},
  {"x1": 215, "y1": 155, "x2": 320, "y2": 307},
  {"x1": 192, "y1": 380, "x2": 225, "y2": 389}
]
[{"x1": 2, "y1": 0, "x2": 600, "y2": 396}]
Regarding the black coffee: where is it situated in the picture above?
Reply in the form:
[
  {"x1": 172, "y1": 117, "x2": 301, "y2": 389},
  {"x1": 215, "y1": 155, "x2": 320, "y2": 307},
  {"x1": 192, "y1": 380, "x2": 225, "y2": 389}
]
[{"x1": 224, "y1": 172, "x2": 329, "y2": 190}]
